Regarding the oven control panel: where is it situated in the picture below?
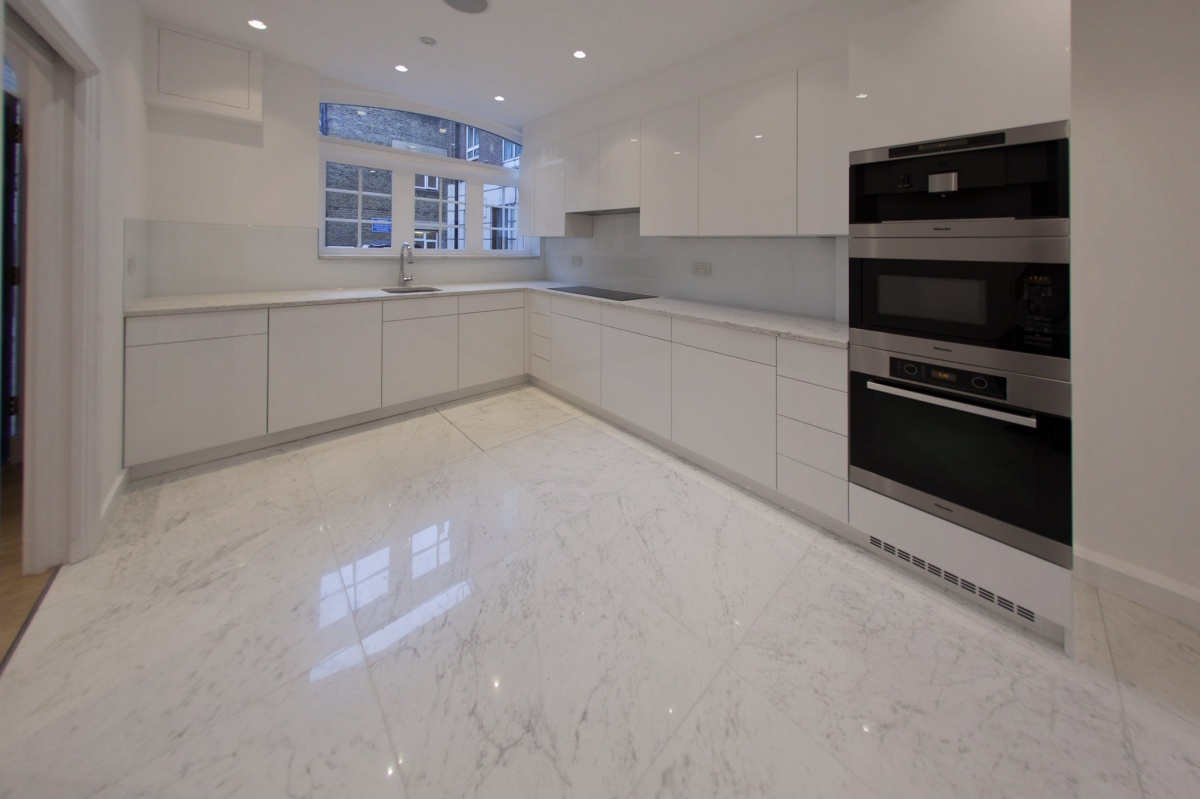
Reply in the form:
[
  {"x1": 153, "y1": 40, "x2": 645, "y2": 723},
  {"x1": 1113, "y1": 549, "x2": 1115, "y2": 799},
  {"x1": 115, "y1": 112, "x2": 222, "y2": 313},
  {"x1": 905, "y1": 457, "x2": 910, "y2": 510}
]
[{"x1": 889, "y1": 357, "x2": 1008, "y2": 401}]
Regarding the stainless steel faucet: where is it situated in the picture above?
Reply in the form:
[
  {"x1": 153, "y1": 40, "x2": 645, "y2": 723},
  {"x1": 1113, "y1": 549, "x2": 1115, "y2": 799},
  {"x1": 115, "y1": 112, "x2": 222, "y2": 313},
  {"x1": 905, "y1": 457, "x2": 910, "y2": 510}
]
[{"x1": 398, "y1": 242, "x2": 414, "y2": 285}]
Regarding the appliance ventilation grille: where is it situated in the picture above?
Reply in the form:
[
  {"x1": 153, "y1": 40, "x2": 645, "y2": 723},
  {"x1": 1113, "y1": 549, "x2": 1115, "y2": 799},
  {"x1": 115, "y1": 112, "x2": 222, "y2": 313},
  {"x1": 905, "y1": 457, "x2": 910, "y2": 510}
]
[{"x1": 868, "y1": 536, "x2": 1037, "y2": 624}]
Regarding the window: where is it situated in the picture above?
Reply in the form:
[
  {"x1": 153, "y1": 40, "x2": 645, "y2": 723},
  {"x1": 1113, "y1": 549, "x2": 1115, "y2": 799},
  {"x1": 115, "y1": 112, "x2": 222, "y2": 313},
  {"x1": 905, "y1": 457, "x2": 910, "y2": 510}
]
[
  {"x1": 415, "y1": 175, "x2": 466, "y2": 251},
  {"x1": 465, "y1": 127, "x2": 480, "y2": 161},
  {"x1": 324, "y1": 162, "x2": 393, "y2": 249},
  {"x1": 502, "y1": 140, "x2": 521, "y2": 169},
  {"x1": 483, "y1": 184, "x2": 520, "y2": 251}
]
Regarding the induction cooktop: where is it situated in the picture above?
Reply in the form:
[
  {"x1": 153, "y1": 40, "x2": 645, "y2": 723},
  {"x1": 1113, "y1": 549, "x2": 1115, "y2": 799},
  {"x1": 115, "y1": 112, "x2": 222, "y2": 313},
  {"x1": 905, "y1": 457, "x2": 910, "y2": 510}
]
[{"x1": 549, "y1": 286, "x2": 657, "y2": 301}]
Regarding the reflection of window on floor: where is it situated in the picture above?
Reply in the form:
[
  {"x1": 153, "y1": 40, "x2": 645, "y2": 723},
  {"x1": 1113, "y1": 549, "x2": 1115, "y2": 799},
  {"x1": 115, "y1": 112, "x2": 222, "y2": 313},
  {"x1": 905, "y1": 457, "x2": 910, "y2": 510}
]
[
  {"x1": 319, "y1": 547, "x2": 391, "y2": 627},
  {"x1": 412, "y1": 522, "x2": 451, "y2": 579}
]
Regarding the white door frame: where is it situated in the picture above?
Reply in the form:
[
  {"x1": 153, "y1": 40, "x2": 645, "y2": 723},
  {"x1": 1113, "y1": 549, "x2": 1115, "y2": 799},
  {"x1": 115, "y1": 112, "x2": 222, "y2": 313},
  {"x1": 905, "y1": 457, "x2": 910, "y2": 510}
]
[{"x1": 6, "y1": 0, "x2": 102, "y2": 570}]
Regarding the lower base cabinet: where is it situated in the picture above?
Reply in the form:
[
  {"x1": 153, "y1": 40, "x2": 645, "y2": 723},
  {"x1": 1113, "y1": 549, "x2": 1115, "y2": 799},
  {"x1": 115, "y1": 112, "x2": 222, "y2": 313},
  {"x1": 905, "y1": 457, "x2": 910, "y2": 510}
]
[
  {"x1": 383, "y1": 315, "x2": 459, "y2": 406},
  {"x1": 551, "y1": 313, "x2": 602, "y2": 405},
  {"x1": 460, "y1": 308, "x2": 525, "y2": 388},
  {"x1": 601, "y1": 326, "x2": 671, "y2": 439}
]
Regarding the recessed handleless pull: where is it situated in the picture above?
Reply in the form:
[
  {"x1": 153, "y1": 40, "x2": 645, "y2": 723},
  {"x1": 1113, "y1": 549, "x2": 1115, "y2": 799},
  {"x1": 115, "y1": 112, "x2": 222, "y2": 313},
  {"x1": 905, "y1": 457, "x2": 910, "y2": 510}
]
[{"x1": 866, "y1": 380, "x2": 1037, "y2": 428}]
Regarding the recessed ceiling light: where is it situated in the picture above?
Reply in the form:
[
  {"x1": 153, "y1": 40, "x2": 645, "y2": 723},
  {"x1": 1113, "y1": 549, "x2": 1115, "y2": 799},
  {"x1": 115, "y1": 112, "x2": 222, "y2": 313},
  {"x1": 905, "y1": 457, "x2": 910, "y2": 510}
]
[
  {"x1": 856, "y1": 93, "x2": 869, "y2": 99},
  {"x1": 630, "y1": 138, "x2": 637, "y2": 142},
  {"x1": 573, "y1": 50, "x2": 586, "y2": 59},
  {"x1": 754, "y1": 134, "x2": 764, "y2": 139},
  {"x1": 444, "y1": 0, "x2": 489, "y2": 13},
  {"x1": 395, "y1": 65, "x2": 409, "y2": 72},
  {"x1": 673, "y1": 151, "x2": 681, "y2": 155},
  {"x1": 420, "y1": 36, "x2": 437, "y2": 46},
  {"x1": 494, "y1": 96, "x2": 505, "y2": 102},
  {"x1": 248, "y1": 20, "x2": 267, "y2": 30}
]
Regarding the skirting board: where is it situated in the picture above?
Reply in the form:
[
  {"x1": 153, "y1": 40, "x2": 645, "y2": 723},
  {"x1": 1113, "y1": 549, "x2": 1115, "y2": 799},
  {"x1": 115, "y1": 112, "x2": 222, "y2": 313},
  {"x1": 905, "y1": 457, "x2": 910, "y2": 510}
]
[{"x1": 1074, "y1": 545, "x2": 1200, "y2": 632}]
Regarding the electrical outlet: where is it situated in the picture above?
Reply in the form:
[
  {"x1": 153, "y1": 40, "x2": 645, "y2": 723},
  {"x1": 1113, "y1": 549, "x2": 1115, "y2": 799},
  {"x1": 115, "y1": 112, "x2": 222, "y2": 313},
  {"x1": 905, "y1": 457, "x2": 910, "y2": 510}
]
[
  {"x1": 692, "y1": 262, "x2": 713, "y2": 277},
  {"x1": 571, "y1": 255, "x2": 583, "y2": 267}
]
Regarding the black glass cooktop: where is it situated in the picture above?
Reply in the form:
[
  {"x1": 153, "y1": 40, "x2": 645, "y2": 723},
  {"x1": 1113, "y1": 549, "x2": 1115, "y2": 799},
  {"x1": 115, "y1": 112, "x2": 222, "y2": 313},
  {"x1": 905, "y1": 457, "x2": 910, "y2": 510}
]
[{"x1": 550, "y1": 286, "x2": 657, "y2": 301}]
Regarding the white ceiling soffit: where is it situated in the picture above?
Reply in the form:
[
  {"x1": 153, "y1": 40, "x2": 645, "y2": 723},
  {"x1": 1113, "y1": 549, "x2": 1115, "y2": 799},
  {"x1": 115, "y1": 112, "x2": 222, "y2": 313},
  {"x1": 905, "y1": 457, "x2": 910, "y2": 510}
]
[{"x1": 137, "y1": 0, "x2": 827, "y2": 131}]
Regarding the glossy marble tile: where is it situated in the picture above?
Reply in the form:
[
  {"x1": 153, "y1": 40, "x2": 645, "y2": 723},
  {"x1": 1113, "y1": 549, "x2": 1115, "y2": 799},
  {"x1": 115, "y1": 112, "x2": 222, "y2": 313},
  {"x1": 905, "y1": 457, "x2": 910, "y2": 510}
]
[
  {"x1": 1121, "y1": 686, "x2": 1200, "y2": 799},
  {"x1": 559, "y1": 460, "x2": 814, "y2": 659},
  {"x1": 436, "y1": 385, "x2": 581, "y2": 450},
  {"x1": 1101, "y1": 590, "x2": 1200, "y2": 723},
  {"x1": 729, "y1": 535, "x2": 1142, "y2": 799},
  {"x1": 302, "y1": 409, "x2": 481, "y2": 507},
  {"x1": 1074, "y1": 580, "x2": 1118, "y2": 680},
  {"x1": 364, "y1": 525, "x2": 724, "y2": 799},
  {"x1": 631, "y1": 667, "x2": 880, "y2": 799}
]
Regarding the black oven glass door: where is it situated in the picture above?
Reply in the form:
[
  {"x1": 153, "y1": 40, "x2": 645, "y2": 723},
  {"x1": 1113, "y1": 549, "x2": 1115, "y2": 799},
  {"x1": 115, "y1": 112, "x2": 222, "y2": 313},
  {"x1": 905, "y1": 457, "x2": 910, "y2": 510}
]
[
  {"x1": 849, "y1": 372, "x2": 1071, "y2": 553},
  {"x1": 852, "y1": 257, "x2": 1069, "y2": 358}
]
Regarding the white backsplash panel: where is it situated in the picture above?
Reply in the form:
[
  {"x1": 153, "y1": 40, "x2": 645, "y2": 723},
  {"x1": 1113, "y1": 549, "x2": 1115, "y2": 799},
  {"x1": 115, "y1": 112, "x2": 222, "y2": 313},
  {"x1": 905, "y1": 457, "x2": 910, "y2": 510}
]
[{"x1": 544, "y1": 213, "x2": 844, "y2": 319}]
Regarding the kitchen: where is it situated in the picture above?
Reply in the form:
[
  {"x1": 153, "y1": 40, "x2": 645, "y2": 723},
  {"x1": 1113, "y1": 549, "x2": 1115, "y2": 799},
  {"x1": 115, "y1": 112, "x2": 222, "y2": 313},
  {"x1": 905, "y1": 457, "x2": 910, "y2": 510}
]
[{"x1": 0, "y1": 0, "x2": 1197, "y2": 796}]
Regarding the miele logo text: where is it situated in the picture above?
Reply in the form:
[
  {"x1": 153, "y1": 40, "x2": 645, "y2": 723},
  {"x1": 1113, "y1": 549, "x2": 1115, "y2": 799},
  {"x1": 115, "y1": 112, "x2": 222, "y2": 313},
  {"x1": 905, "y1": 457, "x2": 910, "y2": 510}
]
[
  {"x1": 934, "y1": 503, "x2": 954, "y2": 513},
  {"x1": 933, "y1": 346, "x2": 952, "y2": 353},
  {"x1": 933, "y1": 226, "x2": 952, "y2": 231}
]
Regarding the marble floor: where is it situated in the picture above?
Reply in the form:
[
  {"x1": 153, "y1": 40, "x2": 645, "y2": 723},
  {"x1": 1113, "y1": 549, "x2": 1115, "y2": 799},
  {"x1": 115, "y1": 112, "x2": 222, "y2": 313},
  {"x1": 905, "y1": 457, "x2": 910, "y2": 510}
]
[{"x1": 0, "y1": 385, "x2": 1198, "y2": 798}]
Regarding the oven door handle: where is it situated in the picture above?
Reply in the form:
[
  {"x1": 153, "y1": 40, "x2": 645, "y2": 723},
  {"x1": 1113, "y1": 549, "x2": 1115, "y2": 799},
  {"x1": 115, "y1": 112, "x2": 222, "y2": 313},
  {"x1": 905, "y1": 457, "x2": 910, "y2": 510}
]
[{"x1": 866, "y1": 380, "x2": 1039, "y2": 428}]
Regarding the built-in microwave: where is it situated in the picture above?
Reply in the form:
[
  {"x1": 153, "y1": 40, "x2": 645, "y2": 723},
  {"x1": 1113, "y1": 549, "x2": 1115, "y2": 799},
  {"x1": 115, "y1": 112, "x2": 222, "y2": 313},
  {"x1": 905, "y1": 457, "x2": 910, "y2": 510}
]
[
  {"x1": 849, "y1": 237, "x2": 1069, "y2": 381},
  {"x1": 849, "y1": 121, "x2": 1069, "y2": 239}
]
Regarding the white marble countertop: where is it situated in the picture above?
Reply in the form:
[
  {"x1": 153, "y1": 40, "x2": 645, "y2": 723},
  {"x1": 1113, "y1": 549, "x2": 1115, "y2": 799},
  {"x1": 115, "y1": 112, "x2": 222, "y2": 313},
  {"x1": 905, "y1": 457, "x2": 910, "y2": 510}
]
[{"x1": 126, "y1": 281, "x2": 848, "y2": 348}]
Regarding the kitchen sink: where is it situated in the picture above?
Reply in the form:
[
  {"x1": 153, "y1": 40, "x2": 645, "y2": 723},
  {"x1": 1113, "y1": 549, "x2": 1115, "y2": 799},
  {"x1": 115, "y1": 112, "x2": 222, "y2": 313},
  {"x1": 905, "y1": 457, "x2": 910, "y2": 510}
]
[{"x1": 381, "y1": 286, "x2": 442, "y2": 293}]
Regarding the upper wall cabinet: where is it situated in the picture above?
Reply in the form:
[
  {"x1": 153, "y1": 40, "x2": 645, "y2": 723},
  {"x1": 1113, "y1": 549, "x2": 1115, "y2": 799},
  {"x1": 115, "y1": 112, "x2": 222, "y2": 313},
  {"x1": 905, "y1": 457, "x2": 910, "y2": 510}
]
[
  {"x1": 847, "y1": 0, "x2": 1070, "y2": 151},
  {"x1": 699, "y1": 71, "x2": 798, "y2": 236},
  {"x1": 520, "y1": 141, "x2": 593, "y2": 238},
  {"x1": 563, "y1": 131, "x2": 599, "y2": 213},
  {"x1": 640, "y1": 100, "x2": 699, "y2": 236},
  {"x1": 597, "y1": 119, "x2": 641, "y2": 211},
  {"x1": 797, "y1": 57, "x2": 850, "y2": 236},
  {"x1": 144, "y1": 20, "x2": 264, "y2": 123}
]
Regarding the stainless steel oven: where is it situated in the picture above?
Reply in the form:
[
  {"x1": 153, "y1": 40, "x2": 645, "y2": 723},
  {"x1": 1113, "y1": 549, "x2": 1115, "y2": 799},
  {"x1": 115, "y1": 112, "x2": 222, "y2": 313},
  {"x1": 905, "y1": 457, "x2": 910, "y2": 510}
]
[{"x1": 849, "y1": 345, "x2": 1071, "y2": 568}]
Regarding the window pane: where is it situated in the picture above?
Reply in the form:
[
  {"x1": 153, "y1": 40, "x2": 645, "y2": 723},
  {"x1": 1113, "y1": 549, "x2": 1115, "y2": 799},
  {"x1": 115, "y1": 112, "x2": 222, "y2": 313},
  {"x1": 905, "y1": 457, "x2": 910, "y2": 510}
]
[
  {"x1": 362, "y1": 194, "x2": 392, "y2": 219},
  {"x1": 483, "y1": 183, "x2": 522, "y2": 251},
  {"x1": 360, "y1": 223, "x2": 391, "y2": 248},
  {"x1": 362, "y1": 168, "x2": 391, "y2": 194},
  {"x1": 326, "y1": 161, "x2": 359, "y2": 191},
  {"x1": 414, "y1": 177, "x2": 467, "y2": 251},
  {"x1": 325, "y1": 221, "x2": 357, "y2": 248},
  {"x1": 325, "y1": 191, "x2": 357, "y2": 219},
  {"x1": 324, "y1": 162, "x2": 392, "y2": 249},
  {"x1": 415, "y1": 199, "x2": 439, "y2": 222}
]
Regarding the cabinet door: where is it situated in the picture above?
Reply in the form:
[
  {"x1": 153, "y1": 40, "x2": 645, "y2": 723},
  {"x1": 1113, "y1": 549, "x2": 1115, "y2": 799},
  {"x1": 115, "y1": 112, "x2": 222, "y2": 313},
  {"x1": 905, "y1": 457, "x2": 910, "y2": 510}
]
[
  {"x1": 597, "y1": 118, "x2": 640, "y2": 210},
  {"x1": 671, "y1": 343, "x2": 777, "y2": 488},
  {"x1": 124, "y1": 334, "x2": 267, "y2": 465},
  {"x1": 382, "y1": 315, "x2": 459, "y2": 406},
  {"x1": 602, "y1": 326, "x2": 670, "y2": 439},
  {"x1": 847, "y1": 0, "x2": 1070, "y2": 151},
  {"x1": 268, "y1": 302, "x2": 382, "y2": 433},
  {"x1": 640, "y1": 100, "x2": 699, "y2": 236},
  {"x1": 699, "y1": 71, "x2": 798, "y2": 235},
  {"x1": 563, "y1": 130, "x2": 598, "y2": 213},
  {"x1": 797, "y1": 56, "x2": 849, "y2": 236},
  {"x1": 550, "y1": 313, "x2": 602, "y2": 405},
  {"x1": 459, "y1": 308, "x2": 525, "y2": 388}
]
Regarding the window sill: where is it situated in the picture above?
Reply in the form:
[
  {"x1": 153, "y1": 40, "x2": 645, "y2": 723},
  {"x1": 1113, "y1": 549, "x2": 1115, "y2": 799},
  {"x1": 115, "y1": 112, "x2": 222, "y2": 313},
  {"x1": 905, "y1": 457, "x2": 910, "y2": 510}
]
[{"x1": 318, "y1": 252, "x2": 540, "y2": 261}]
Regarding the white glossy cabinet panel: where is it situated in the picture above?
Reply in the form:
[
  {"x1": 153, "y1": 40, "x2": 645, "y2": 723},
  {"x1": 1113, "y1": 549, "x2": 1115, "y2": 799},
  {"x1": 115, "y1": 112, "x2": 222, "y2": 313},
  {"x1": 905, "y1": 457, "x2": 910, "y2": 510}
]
[
  {"x1": 459, "y1": 291, "x2": 524, "y2": 314},
  {"x1": 778, "y1": 454, "x2": 848, "y2": 523},
  {"x1": 640, "y1": 100, "x2": 699, "y2": 236},
  {"x1": 529, "y1": 333, "x2": 551, "y2": 361},
  {"x1": 529, "y1": 312, "x2": 551, "y2": 340},
  {"x1": 699, "y1": 71, "x2": 798, "y2": 235},
  {"x1": 777, "y1": 338, "x2": 847, "y2": 391},
  {"x1": 564, "y1": 130, "x2": 599, "y2": 213},
  {"x1": 382, "y1": 296, "x2": 458, "y2": 322},
  {"x1": 597, "y1": 118, "x2": 640, "y2": 210},
  {"x1": 602, "y1": 326, "x2": 671, "y2": 440},
  {"x1": 124, "y1": 334, "x2": 267, "y2": 465},
  {"x1": 530, "y1": 355, "x2": 551, "y2": 382},
  {"x1": 602, "y1": 306, "x2": 671, "y2": 340},
  {"x1": 382, "y1": 315, "x2": 458, "y2": 407},
  {"x1": 672, "y1": 319, "x2": 776, "y2": 366},
  {"x1": 145, "y1": 21, "x2": 263, "y2": 123},
  {"x1": 268, "y1": 302, "x2": 382, "y2": 433},
  {"x1": 551, "y1": 313, "x2": 602, "y2": 405},
  {"x1": 459, "y1": 308, "x2": 525, "y2": 388},
  {"x1": 778, "y1": 376, "x2": 847, "y2": 436},
  {"x1": 551, "y1": 295, "x2": 603, "y2": 324},
  {"x1": 672, "y1": 343, "x2": 776, "y2": 488},
  {"x1": 847, "y1": 0, "x2": 1070, "y2": 151},
  {"x1": 796, "y1": 56, "x2": 850, "y2": 236},
  {"x1": 777, "y1": 416, "x2": 847, "y2": 480},
  {"x1": 529, "y1": 292, "x2": 552, "y2": 315},
  {"x1": 126, "y1": 309, "x2": 267, "y2": 347},
  {"x1": 521, "y1": 143, "x2": 594, "y2": 238}
]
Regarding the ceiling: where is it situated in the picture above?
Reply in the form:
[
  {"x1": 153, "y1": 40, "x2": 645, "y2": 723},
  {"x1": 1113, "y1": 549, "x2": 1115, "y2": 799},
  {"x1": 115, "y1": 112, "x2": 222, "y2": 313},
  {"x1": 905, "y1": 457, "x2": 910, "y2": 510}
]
[{"x1": 137, "y1": 0, "x2": 827, "y2": 132}]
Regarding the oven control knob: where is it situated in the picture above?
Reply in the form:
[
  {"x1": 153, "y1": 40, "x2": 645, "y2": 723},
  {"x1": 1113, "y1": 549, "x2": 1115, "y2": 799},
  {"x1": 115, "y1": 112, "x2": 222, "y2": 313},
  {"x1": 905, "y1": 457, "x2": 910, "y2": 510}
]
[
  {"x1": 903, "y1": 363, "x2": 919, "y2": 377},
  {"x1": 971, "y1": 376, "x2": 989, "y2": 390}
]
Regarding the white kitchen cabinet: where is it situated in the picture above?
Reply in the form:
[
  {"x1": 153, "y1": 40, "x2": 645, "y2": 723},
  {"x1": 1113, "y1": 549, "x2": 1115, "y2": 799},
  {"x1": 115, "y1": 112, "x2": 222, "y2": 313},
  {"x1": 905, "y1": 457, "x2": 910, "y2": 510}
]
[
  {"x1": 563, "y1": 130, "x2": 599, "y2": 213},
  {"x1": 602, "y1": 326, "x2": 671, "y2": 440},
  {"x1": 144, "y1": 20, "x2": 263, "y2": 123},
  {"x1": 671, "y1": 341, "x2": 776, "y2": 488},
  {"x1": 459, "y1": 308, "x2": 525, "y2": 388},
  {"x1": 597, "y1": 118, "x2": 641, "y2": 210},
  {"x1": 777, "y1": 337, "x2": 847, "y2": 392},
  {"x1": 778, "y1": 454, "x2": 849, "y2": 523},
  {"x1": 268, "y1": 302, "x2": 382, "y2": 433},
  {"x1": 551, "y1": 312, "x2": 602, "y2": 405},
  {"x1": 796, "y1": 56, "x2": 850, "y2": 236},
  {"x1": 520, "y1": 141, "x2": 593, "y2": 238},
  {"x1": 847, "y1": 0, "x2": 1070, "y2": 152},
  {"x1": 124, "y1": 325, "x2": 267, "y2": 466},
  {"x1": 777, "y1": 376, "x2": 847, "y2": 436},
  {"x1": 382, "y1": 315, "x2": 459, "y2": 407},
  {"x1": 699, "y1": 71, "x2": 798, "y2": 235},
  {"x1": 640, "y1": 100, "x2": 699, "y2": 236}
]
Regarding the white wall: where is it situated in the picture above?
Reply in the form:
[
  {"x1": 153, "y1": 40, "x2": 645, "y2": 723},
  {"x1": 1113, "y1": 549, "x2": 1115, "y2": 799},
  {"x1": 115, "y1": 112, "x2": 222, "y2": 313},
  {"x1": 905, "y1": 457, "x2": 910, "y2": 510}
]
[
  {"x1": 1072, "y1": 0, "x2": 1200, "y2": 625},
  {"x1": 545, "y1": 215, "x2": 840, "y2": 319}
]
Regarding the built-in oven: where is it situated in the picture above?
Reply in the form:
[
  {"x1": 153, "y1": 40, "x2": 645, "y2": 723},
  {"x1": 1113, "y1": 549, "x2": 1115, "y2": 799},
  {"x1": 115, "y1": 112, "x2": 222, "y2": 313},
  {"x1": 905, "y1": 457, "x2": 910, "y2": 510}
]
[
  {"x1": 850, "y1": 236, "x2": 1069, "y2": 381},
  {"x1": 849, "y1": 120, "x2": 1069, "y2": 238},
  {"x1": 849, "y1": 345, "x2": 1071, "y2": 568}
]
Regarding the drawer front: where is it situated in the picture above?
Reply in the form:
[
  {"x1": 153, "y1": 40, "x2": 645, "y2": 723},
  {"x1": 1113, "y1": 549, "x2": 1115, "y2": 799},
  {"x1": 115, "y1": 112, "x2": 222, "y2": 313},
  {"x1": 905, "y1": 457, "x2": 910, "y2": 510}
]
[
  {"x1": 530, "y1": 333, "x2": 551, "y2": 361},
  {"x1": 126, "y1": 309, "x2": 268, "y2": 347},
  {"x1": 529, "y1": 311, "x2": 551, "y2": 339},
  {"x1": 530, "y1": 354, "x2": 551, "y2": 382},
  {"x1": 529, "y1": 292, "x2": 553, "y2": 315},
  {"x1": 778, "y1": 376, "x2": 847, "y2": 435},
  {"x1": 551, "y1": 295, "x2": 603, "y2": 323},
  {"x1": 671, "y1": 318, "x2": 776, "y2": 365},
  {"x1": 602, "y1": 305, "x2": 671, "y2": 340},
  {"x1": 382, "y1": 295, "x2": 459, "y2": 321},
  {"x1": 777, "y1": 337, "x2": 847, "y2": 391},
  {"x1": 459, "y1": 291, "x2": 525, "y2": 314},
  {"x1": 777, "y1": 454, "x2": 849, "y2": 522},
  {"x1": 777, "y1": 415, "x2": 847, "y2": 479}
]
